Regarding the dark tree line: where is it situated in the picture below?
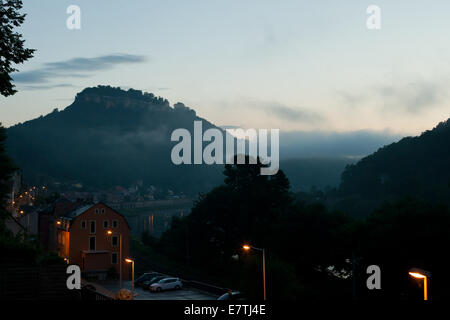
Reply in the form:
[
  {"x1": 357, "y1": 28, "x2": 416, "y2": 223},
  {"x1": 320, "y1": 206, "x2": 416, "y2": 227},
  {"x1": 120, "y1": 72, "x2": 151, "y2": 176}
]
[
  {"x1": 337, "y1": 118, "x2": 450, "y2": 217},
  {"x1": 152, "y1": 157, "x2": 450, "y2": 300}
]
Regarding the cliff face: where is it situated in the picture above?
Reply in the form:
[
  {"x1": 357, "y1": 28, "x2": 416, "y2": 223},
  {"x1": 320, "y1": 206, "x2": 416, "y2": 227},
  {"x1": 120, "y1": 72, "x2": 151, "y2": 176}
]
[
  {"x1": 72, "y1": 86, "x2": 174, "y2": 110},
  {"x1": 6, "y1": 86, "x2": 221, "y2": 194}
]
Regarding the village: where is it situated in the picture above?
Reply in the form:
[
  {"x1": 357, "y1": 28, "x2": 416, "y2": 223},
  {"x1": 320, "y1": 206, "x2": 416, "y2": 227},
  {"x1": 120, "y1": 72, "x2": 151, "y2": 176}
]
[{"x1": 3, "y1": 173, "x2": 222, "y2": 300}]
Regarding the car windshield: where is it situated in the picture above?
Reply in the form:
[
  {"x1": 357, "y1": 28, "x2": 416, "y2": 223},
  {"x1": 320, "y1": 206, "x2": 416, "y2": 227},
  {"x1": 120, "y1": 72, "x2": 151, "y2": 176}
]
[
  {"x1": 151, "y1": 276, "x2": 164, "y2": 282},
  {"x1": 139, "y1": 273, "x2": 153, "y2": 280},
  {"x1": 217, "y1": 293, "x2": 230, "y2": 300}
]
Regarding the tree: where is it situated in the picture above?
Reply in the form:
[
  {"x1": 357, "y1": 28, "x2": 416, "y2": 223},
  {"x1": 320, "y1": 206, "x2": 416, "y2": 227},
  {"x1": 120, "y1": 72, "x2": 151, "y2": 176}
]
[
  {"x1": 0, "y1": 124, "x2": 16, "y2": 225},
  {"x1": 357, "y1": 198, "x2": 450, "y2": 300},
  {"x1": 0, "y1": 0, "x2": 35, "y2": 96},
  {"x1": 158, "y1": 158, "x2": 355, "y2": 299}
]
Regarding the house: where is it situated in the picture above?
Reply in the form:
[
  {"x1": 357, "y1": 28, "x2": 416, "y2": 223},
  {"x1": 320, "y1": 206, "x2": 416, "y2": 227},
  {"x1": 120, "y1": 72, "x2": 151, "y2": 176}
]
[
  {"x1": 56, "y1": 202, "x2": 130, "y2": 280},
  {"x1": 4, "y1": 213, "x2": 26, "y2": 239}
]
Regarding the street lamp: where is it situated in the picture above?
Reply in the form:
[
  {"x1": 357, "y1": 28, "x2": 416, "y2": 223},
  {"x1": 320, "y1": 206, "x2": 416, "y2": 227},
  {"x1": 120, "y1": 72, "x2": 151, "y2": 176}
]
[
  {"x1": 125, "y1": 258, "x2": 135, "y2": 292},
  {"x1": 243, "y1": 244, "x2": 266, "y2": 300},
  {"x1": 107, "y1": 230, "x2": 123, "y2": 288},
  {"x1": 409, "y1": 268, "x2": 431, "y2": 301}
]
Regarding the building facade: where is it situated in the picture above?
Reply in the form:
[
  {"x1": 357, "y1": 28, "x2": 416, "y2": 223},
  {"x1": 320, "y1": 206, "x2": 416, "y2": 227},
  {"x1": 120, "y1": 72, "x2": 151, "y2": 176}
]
[{"x1": 56, "y1": 202, "x2": 130, "y2": 280}]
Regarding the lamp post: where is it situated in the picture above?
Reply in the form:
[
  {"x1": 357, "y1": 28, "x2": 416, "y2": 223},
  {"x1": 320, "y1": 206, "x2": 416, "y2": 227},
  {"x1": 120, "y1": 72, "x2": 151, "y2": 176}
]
[
  {"x1": 107, "y1": 230, "x2": 122, "y2": 288},
  {"x1": 125, "y1": 258, "x2": 135, "y2": 292},
  {"x1": 243, "y1": 244, "x2": 266, "y2": 300},
  {"x1": 409, "y1": 268, "x2": 431, "y2": 301}
]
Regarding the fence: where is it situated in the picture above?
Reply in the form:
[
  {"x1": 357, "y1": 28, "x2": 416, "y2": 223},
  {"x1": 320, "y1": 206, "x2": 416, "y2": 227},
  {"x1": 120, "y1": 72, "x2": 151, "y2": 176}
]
[
  {"x1": 80, "y1": 286, "x2": 113, "y2": 301},
  {"x1": 0, "y1": 264, "x2": 77, "y2": 300}
]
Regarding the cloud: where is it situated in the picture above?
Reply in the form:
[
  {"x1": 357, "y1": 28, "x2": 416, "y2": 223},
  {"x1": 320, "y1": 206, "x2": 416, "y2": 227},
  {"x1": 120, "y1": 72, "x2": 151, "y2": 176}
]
[
  {"x1": 263, "y1": 102, "x2": 324, "y2": 123},
  {"x1": 338, "y1": 78, "x2": 447, "y2": 114},
  {"x1": 218, "y1": 98, "x2": 325, "y2": 126},
  {"x1": 376, "y1": 80, "x2": 445, "y2": 114},
  {"x1": 279, "y1": 129, "x2": 402, "y2": 159},
  {"x1": 219, "y1": 125, "x2": 242, "y2": 129},
  {"x1": 19, "y1": 83, "x2": 76, "y2": 90},
  {"x1": 13, "y1": 54, "x2": 148, "y2": 85}
]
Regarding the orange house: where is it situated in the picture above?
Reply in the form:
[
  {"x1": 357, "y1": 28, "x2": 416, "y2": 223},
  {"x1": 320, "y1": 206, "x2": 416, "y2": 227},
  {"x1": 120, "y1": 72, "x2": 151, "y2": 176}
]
[{"x1": 56, "y1": 202, "x2": 130, "y2": 280}]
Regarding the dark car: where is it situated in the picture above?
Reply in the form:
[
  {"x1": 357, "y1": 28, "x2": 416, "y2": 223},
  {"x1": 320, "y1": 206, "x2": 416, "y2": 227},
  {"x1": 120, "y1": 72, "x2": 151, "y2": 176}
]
[
  {"x1": 217, "y1": 291, "x2": 246, "y2": 300},
  {"x1": 134, "y1": 272, "x2": 161, "y2": 287},
  {"x1": 142, "y1": 276, "x2": 167, "y2": 290}
]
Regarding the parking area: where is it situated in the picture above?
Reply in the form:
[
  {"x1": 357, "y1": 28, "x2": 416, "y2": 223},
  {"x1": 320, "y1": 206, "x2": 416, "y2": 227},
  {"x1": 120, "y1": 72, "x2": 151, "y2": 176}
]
[
  {"x1": 88, "y1": 280, "x2": 219, "y2": 300},
  {"x1": 133, "y1": 285, "x2": 218, "y2": 300}
]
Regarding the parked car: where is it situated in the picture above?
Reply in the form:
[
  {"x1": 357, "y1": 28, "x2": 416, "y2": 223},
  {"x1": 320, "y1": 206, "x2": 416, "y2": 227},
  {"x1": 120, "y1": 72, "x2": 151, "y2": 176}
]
[
  {"x1": 150, "y1": 278, "x2": 183, "y2": 292},
  {"x1": 135, "y1": 272, "x2": 161, "y2": 287},
  {"x1": 142, "y1": 275, "x2": 167, "y2": 290},
  {"x1": 217, "y1": 291, "x2": 246, "y2": 300}
]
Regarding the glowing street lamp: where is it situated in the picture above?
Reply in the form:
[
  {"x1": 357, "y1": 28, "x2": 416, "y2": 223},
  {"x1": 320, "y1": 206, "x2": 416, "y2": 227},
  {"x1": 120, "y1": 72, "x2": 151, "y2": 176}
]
[
  {"x1": 243, "y1": 244, "x2": 266, "y2": 300},
  {"x1": 409, "y1": 268, "x2": 431, "y2": 301},
  {"x1": 125, "y1": 258, "x2": 135, "y2": 292}
]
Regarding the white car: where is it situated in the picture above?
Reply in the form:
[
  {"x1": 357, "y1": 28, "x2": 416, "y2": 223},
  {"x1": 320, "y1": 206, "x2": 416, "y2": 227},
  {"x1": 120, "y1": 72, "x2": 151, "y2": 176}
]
[{"x1": 150, "y1": 278, "x2": 183, "y2": 292}]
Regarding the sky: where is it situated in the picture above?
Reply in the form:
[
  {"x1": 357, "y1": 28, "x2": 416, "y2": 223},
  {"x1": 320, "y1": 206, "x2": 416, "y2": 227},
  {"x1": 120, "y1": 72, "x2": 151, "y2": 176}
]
[{"x1": 1, "y1": 0, "x2": 450, "y2": 135}]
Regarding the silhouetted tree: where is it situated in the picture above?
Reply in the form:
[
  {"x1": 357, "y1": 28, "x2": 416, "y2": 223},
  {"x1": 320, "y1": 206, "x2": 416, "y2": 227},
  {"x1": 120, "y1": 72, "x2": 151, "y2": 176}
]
[
  {"x1": 356, "y1": 198, "x2": 450, "y2": 300},
  {"x1": 158, "y1": 158, "x2": 355, "y2": 299},
  {"x1": 0, "y1": 124, "x2": 16, "y2": 229},
  {"x1": 0, "y1": 0, "x2": 35, "y2": 96}
]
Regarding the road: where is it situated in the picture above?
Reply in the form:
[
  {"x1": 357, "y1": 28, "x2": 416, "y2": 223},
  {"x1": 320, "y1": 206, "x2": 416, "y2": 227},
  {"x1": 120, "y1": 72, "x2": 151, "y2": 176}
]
[{"x1": 89, "y1": 280, "x2": 219, "y2": 300}]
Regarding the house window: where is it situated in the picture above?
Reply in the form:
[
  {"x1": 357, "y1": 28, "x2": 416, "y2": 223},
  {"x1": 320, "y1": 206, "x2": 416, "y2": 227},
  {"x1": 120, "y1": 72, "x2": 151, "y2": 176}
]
[
  {"x1": 89, "y1": 236, "x2": 96, "y2": 251},
  {"x1": 95, "y1": 208, "x2": 99, "y2": 214},
  {"x1": 111, "y1": 252, "x2": 118, "y2": 264},
  {"x1": 112, "y1": 236, "x2": 119, "y2": 247},
  {"x1": 103, "y1": 220, "x2": 109, "y2": 229},
  {"x1": 101, "y1": 208, "x2": 105, "y2": 214},
  {"x1": 112, "y1": 220, "x2": 118, "y2": 228},
  {"x1": 90, "y1": 220, "x2": 96, "y2": 234},
  {"x1": 81, "y1": 220, "x2": 86, "y2": 229}
]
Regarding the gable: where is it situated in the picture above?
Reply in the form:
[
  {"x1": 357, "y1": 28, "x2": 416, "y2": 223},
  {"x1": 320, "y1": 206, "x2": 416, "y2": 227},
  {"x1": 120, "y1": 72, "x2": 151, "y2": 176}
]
[{"x1": 69, "y1": 202, "x2": 130, "y2": 231}]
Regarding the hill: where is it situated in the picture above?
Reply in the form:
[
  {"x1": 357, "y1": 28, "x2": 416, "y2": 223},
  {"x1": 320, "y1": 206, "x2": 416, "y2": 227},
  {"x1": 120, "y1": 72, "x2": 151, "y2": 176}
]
[
  {"x1": 335, "y1": 118, "x2": 450, "y2": 217},
  {"x1": 6, "y1": 86, "x2": 224, "y2": 195},
  {"x1": 5, "y1": 85, "x2": 403, "y2": 196},
  {"x1": 281, "y1": 157, "x2": 354, "y2": 192}
]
